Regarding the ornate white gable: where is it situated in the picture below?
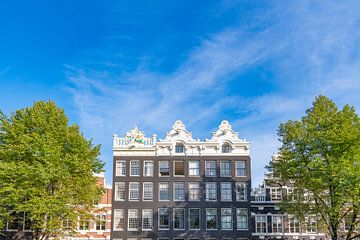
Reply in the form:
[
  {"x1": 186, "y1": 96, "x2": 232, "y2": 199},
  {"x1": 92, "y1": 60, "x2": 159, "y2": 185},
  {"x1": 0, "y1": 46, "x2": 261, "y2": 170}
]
[
  {"x1": 207, "y1": 120, "x2": 241, "y2": 142},
  {"x1": 161, "y1": 120, "x2": 197, "y2": 142}
]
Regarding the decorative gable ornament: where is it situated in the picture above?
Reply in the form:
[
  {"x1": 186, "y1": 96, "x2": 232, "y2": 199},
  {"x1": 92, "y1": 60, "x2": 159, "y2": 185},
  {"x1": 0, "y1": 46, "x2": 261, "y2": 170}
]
[
  {"x1": 208, "y1": 120, "x2": 241, "y2": 142},
  {"x1": 161, "y1": 120, "x2": 197, "y2": 142},
  {"x1": 126, "y1": 127, "x2": 145, "y2": 145}
]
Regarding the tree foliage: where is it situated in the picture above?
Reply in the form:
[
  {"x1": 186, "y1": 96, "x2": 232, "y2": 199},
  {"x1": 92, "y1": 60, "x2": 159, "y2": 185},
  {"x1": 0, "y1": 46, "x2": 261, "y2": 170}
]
[
  {"x1": 269, "y1": 95, "x2": 360, "y2": 240},
  {"x1": 0, "y1": 101, "x2": 104, "y2": 239}
]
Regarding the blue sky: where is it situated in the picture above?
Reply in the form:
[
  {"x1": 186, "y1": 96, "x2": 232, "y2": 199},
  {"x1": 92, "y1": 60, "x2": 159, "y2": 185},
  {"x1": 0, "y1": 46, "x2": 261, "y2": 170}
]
[{"x1": 1, "y1": 1, "x2": 360, "y2": 186}]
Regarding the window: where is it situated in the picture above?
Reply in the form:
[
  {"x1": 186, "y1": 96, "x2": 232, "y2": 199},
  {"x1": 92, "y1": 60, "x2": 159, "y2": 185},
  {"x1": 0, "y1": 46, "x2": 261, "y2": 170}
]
[
  {"x1": 159, "y1": 182, "x2": 170, "y2": 201},
  {"x1": 222, "y1": 144, "x2": 231, "y2": 153},
  {"x1": 95, "y1": 214, "x2": 106, "y2": 231},
  {"x1": 271, "y1": 187, "x2": 282, "y2": 201},
  {"x1": 128, "y1": 209, "x2": 139, "y2": 231},
  {"x1": 205, "y1": 161, "x2": 217, "y2": 176},
  {"x1": 235, "y1": 182, "x2": 247, "y2": 201},
  {"x1": 113, "y1": 209, "x2": 125, "y2": 231},
  {"x1": 189, "y1": 208, "x2": 200, "y2": 230},
  {"x1": 288, "y1": 216, "x2": 300, "y2": 233},
  {"x1": 235, "y1": 161, "x2": 246, "y2": 177},
  {"x1": 158, "y1": 208, "x2": 170, "y2": 229},
  {"x1": 130, "y1": 161, "x2": 140, "y2": 176},
  {"x1": 174, "y1": 208, "x2": 185, "y2": 230},
  {"x1": 188, "y1": 182, "x2": 200, "y2": 201},
  {"x1": 143, "y1": 161, "x2": 154, "y2": 176},
  {"x1": 143, "y1": 182, "x2": 153, "y2": 201},
  {"x1": 206, "y1": 182, "x2": 217, "y2": 201},
  {"x1": 175, "y1": 144, "x2": 184, "y2": 153},
  {"x1": 220, "y1": 161, "x2": 231, "y2": 177},
  {"x1": 79, "y1": 217, "x2": 90, "y2": 231},
  {"x1": 221, "y1": 208, "x2": 232, "y2": 230},
  {"x1": 236, "y1": 209, "x2": 248, "y2": 230},
  {"x1": 221, "y1": 182, "x2": 232, "y2": 201},
  {"x1": 272, "y1": 215, "x2": 283, "y2": 233},
  {"x1": 256, "y1": 215, "x2": 267, "y2": 233},
  {"x1": 174, "y1": 161, "x2": 185, "y2": 176},
  {"x1": 159, "y1": 161, "x2": 170, "y2": 176},
  {"x1": 189, "y1": 161, "x2": 200, "y2": 176},
  {"x1": 306, "y1": 217, "x2": 317, "y2": 233},
  {"x1": 206, "y1": 208, "x2": 217, "y2": 230},
  {"x1": 116, "y1": 161, "x2": 126, "y2": 176},
  {"x1": 142, "y1": 209, "x2": 153, "y2": 230},
  {"x1": 174, "y1": 182, "x2": 185, "y2": 201},
  {"x1": 114, "y1": 182, "x2": 126, "y2": 201},
  {"x1": 129, "y1": 182, "x2": 140, "y2": 200}
]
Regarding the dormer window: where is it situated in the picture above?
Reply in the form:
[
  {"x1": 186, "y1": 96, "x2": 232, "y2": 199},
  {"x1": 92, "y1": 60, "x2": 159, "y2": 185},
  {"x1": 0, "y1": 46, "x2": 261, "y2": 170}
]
[
  {"x1": 175, "y1": 144, "x2": 184, "y2": 153},
  {"x1": 222, "y1": 144, "x2": 231, "y2": 153}
]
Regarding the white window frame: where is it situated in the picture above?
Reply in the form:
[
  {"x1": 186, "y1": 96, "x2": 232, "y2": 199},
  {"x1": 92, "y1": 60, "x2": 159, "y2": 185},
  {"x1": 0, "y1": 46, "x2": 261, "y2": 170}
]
[
  {"x1": 272, "y1": 215, "x2": 283, "y2": 234},
  {"x1": 114, "y1": 182, "x2": 126, "y2": 201},
  {"x1": 173, "y1": 161, "x2": 185, "y2": 177},
  {"x1": 128, "y1": 209, "x2": 139, "y2": 231},
  {"x1": 188, "y1": 182, "x2": 200, "y2": 201},
  {"x1": 159, "y1": 182, "x2": 170, "y2": 201},
  {"x1": 220, "y1": 182, "x2": 232, "y2": 202},
  {"x1": 220, "y1": 160, "x2": 232, "y2": 177},
  {"x1": 188, "y1": 160, "x2": 200, "y2": 176},
  {"x1": 142, "y1": 209, "x2": 153, "y2": 231},
  {"x1": 270, "y1": 187, "x2": 282, "y2": 201},
  {"x1": 235, "y1": 160, "x2": 246, "y2": 177},
  {"x1": 129, "y1": 182, "x2": 140, "y2": 201},
  {"x1": 236, "y1": 208, "x2": 248, "y2": 230},
  {"x1": 188, "y1": 208, "x2": 200, "y2": 230},
  {"x1": 288, "y1": 215, "x2": 300, "y2": 233},
  {"x1": 221, "y1": 208, "x2": 233, "y2": 230},
  {"x1": 255, "y1": 215, "x2": 267, "y2": 233},
  {"x1": 143, "y1": 182, "x2": 153, "y2": 201},
  {"x1": 173, "y1": 182, "x2": 185, "y2": 201},
  {"x1": 206, "y1": 182, "x2": 217, "y2": 201},
  {"x1": 116, "y1": 160, "x2": 126, "y2": 176},
  {"x1": 143, "y1": 161, "x2": 154, "y2": 177},
  {"x1": 159, "y1": 160, "x2": 170, "y2": 177},
  {"x1": 130, "y1": 160, "x2": 140, "y2": 176},
  {"x1": 158, "y1": 208, "x2": 170, "y2": 230},
  {"x1": 235, "y1": 182, "x2": 247, "y2": 201},
  {"x1": 173, "y1": 208, "x2": 185, "y2": 230},
  {"x1": 113, "y1": 209, "x2": 125, "y2": 231},
  {"x1": 205, "y1": 160, "x2": 217, "y2": 177}
]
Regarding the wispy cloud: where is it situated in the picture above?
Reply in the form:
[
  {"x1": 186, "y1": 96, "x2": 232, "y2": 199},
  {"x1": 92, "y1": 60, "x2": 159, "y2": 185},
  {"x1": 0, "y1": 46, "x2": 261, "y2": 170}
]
[{"x1": 66, "y1": 1, "x2": 360, "y2": 184}]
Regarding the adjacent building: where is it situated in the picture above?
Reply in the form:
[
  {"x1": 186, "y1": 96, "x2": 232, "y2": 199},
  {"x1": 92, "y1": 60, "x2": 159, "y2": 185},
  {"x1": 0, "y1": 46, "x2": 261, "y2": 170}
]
[{"x1": 111, "y1": 120, "x2": 252, "y2": 240}]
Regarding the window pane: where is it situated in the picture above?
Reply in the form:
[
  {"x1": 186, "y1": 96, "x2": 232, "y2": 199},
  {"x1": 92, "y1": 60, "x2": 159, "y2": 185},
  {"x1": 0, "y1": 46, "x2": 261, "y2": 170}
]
[
  {"x1": 220, "y1": 161, "x2": 231, "y2": 177},
  {"x1": 175, "y1": 144, "x2": 184, "y2": 153},
  {"x1": 236, "y1": 182, "x2": 247, "y2": 201},
  {"x1": 144, "y1": 161, "x2": 154, "y2": 176},
  {"x1": 128, "y1": 209, "x2": 139, "y2": 230},
  {"x1": 236, "y1": 209, "x2": 248, "y2": 230},
  {"x1": 256, "y1": 215, "x2": 267, "y2": 233},
  {"x1": 158, "y1": 208, "x2": 170, "y2": 229},
  {"x1": 272, "y1": 215, "x2": 283, "y2": 233},
  {"x1": 174, "y1": 208, "x2": 185, "y2": 229},
  {"x1": 189, "y1": 161, "x2": 200, "y2": 176},
  {"x1": 130, "y1": 161, "x2": 140, "y2": 176},
  {"x1": 206, "y1": 182, "x2": 217, "y2": 201},
  {"x1": 221, "y1": 208, "x2": 232, "y2": 230},
  {"x1": 114, "y1": 209, "x2": 125, "y2": 231},
  {"x1": 116, "y1": 161, "x2": 126, "y2": 176},
  {"x1": 115, "y1": 182, "x2": 126, "y2": 201},
  {"x1": 189, "y1": 209, "x2": 200, "y2": 229},
  {"x1": 143, "y1": 182, "x2": 153, "y2": 201},
  {"x1": 188, "y1": 182, "x2": 200, "y2": 201},
  {"x1": 159, "y1": 182, "x2": 170, "y2": 201},
  {"x1": 159, "y1": 161, "x2": 170, "y2": 176},
  {"x1": 235, "y1": 160, "x2": 246, "y2": 176},
  {"x1": 221, "y1": 182, "x2": 232, "y2": 201},
  {"x1": 174, "y1": 161, "x2": 185, "y2": 176},
  {"x1": 174, "y1": 182, "x2": 185, "y2": 201},
  {"x1": 205, "y1": 161, "x2": 217, "y2": 176},
  {"x1": 222, "y1": 144, "x2": 231, "y2": 153},
  {"x1": 129, "y1": 182, "x2": 140, "y2": 200},
  {"x1": 142, "y1": 209, "x2": 153, "y2": 230},
  {"x1": 206, "y1": 209, "x2": 217, "y2": 229}
]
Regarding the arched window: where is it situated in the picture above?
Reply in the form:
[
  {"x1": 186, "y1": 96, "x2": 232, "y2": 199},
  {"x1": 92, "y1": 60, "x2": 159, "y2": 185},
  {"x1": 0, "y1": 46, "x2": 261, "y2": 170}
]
[
  {"x1": 222, "y1": 144, "x2": 231, "y2": 153},
  {"x1": 175, "y1": 143, "x2": 184, "y2": 153}
]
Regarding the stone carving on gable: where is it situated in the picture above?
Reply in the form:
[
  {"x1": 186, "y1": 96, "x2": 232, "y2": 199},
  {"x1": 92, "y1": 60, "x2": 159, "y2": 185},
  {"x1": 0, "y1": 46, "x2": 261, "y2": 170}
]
[
  {"x1": 207, "y1": 120, "x2": 241, "y2": 142},
  {"x1": 126, "y1": 127, "x2": 145, "y2": 145},
  {"x1": 160, "y1": 120, "x2": 197, "y2": 142}
]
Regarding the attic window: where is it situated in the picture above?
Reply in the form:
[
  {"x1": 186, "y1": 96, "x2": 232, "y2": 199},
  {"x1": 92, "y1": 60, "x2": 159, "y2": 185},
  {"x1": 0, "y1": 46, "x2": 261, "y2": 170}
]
[
  {"x1": 222, "y1": 144, "x2": 231, "y2": 153},
  {"x1": 175, "y1": 144, "x2": 184, "y2": 153}
]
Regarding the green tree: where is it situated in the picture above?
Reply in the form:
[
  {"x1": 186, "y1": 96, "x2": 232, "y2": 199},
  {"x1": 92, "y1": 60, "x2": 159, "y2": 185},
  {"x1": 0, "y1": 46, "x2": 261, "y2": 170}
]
[
  {"x1": 0, "y1": 101, "x2": 104, "y2": 240},
  {"x1": 269, "y1": 95, "x2": 360, "y2": 240}
]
